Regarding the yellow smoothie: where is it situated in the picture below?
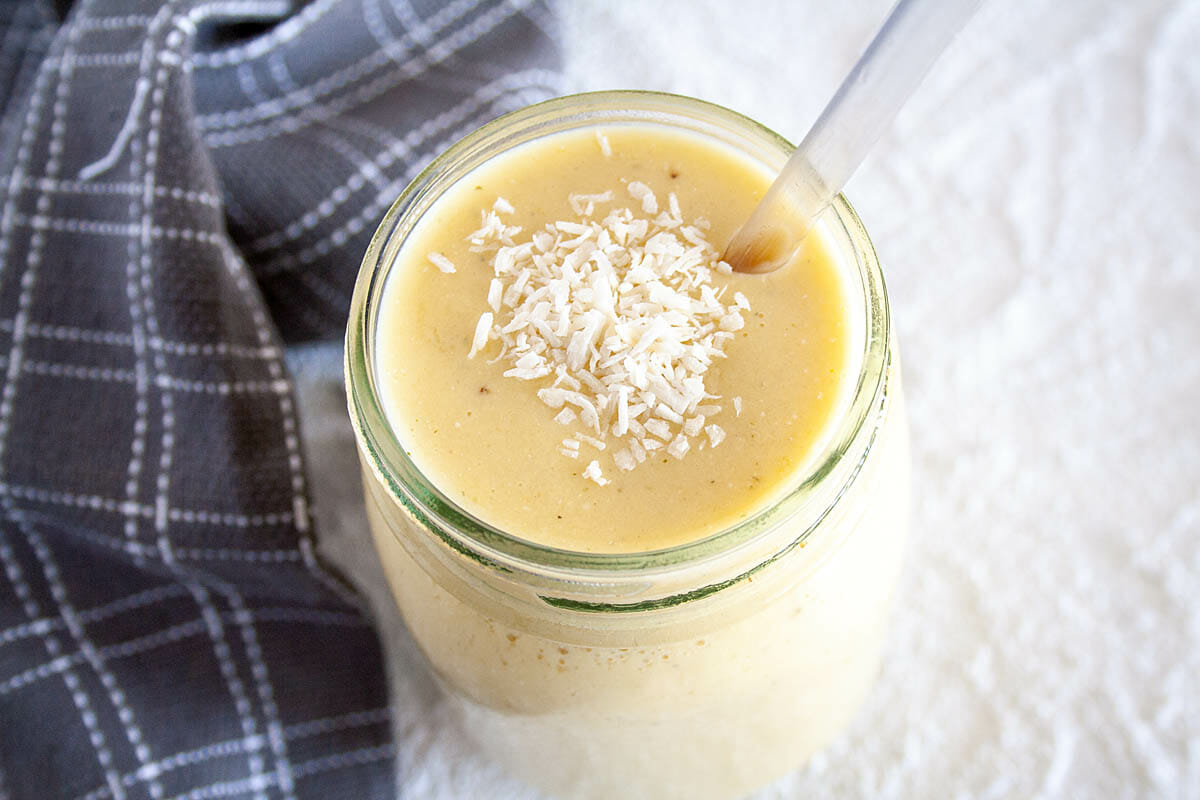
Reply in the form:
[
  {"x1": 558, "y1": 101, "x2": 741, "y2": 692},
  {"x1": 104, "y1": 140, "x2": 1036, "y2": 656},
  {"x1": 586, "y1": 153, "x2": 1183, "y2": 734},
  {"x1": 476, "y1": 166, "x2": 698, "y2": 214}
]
[
  {"x1": 348, "y1": 93, "x2": 909, "y2": 800},
  {"x1": 375, "y1": 126, "x2": 849, "y2": 552}
]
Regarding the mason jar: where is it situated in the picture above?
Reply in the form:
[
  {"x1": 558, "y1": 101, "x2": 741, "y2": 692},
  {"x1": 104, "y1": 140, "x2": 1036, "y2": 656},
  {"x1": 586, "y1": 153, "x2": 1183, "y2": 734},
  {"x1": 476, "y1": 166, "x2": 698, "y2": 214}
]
[{"x1": 345, "y1": 91, "x2": 909, "y2": 800}]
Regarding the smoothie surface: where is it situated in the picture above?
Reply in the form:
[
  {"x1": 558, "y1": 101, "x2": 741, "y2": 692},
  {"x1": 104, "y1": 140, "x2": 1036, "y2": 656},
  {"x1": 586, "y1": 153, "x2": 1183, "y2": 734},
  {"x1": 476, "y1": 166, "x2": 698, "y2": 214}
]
[{"x1": 375, "y1": 125, "x2": 851, "y2": 552}]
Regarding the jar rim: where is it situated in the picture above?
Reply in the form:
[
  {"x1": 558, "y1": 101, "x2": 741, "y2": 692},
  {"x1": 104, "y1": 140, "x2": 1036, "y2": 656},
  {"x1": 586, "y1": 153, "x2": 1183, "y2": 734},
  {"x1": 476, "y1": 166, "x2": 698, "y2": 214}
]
[{"x1": 345, "y1": 90, "x2": 891, "y2": 583}]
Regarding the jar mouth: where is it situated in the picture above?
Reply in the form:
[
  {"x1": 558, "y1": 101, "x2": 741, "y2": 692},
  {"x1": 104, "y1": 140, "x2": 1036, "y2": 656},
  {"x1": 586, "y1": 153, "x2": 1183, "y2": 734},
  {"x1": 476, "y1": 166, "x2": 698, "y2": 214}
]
[{"x1": 345, "y1": 90, "x2": 891, "y2": 578}]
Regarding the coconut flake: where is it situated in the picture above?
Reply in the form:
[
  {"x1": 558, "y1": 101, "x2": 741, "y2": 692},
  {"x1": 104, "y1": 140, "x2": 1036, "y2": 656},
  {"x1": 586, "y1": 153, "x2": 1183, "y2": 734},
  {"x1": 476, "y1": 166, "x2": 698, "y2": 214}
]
[
  {"x1": 468, "y1": 312, "x2": 492, "y2": 359},
  {"x1": 719, "y1": 312, "x2": 745, "y2": 332},
  {"x1": 583, "y1": 459, "x2": 609, "y2": 486},
  {"x1": 666, "y1": 434, "x2": 691, "y2": 460},
  {"x1": 428, "y1": 252, "x2": 456, "y2": 273},
  {"x1": 576, "y1": 433, "x2": 607, "y2": 451},
  {"x1": 705, "y1": 424, "x2": 726, "y2": 447},
  {"x1": 655, "y1": 404, "x2": 684, "y2": 424},
  {"x1": 627, "y1": 181, "x2": 658, "y2": 215},
  {"x1": 538, "y1": 387, "x2": 567, "y2": 408},
  {"x1": 644, "y1": 418, "x2": 671, "y2": 441},
  {"x1": 488, "y1": 278, "x2": 503, "y2": 311},
  {"x1": 613, "y1": 449, "x2": 636, "y2": 471}
]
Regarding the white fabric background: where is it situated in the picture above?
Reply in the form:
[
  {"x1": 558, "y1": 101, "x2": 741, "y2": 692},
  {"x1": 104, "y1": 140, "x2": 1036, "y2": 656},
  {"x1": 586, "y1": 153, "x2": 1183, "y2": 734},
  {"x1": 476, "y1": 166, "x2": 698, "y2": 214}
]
[{"x1": 288, "y1": 0, "x2": 1200, "y2": 796}]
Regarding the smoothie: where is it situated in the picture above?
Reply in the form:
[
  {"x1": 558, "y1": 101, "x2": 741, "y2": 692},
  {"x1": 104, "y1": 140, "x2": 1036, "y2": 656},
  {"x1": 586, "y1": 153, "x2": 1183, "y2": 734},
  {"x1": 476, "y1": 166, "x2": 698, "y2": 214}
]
[
  {"x1": 348, "y1": 93, "x2": 909, "y2": 800},
  {"x1": 374, "y1": 126, "x2": 850, "y2": 553}
]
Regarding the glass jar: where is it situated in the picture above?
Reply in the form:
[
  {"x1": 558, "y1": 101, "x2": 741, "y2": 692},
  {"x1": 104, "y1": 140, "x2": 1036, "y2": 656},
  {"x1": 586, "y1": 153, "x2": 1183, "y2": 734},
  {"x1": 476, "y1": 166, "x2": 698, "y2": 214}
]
[{"x1": 345, "y1": 91, "x2": 909, "y2": 800}]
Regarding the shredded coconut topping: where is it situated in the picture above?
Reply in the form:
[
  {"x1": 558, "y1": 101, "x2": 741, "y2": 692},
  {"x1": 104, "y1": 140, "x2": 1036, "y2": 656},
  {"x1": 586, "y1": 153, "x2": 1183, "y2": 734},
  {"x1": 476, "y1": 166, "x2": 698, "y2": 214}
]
[{"x1": 440, "y1": 184, "x2": 746, "y2": 484}]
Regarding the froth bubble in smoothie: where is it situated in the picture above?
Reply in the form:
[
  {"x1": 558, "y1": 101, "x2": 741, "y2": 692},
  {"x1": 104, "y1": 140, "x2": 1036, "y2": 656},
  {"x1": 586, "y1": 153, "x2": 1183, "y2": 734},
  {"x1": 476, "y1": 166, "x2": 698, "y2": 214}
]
[{"x1": 346, "y1": 92, "x2": 909, "y2": 800}]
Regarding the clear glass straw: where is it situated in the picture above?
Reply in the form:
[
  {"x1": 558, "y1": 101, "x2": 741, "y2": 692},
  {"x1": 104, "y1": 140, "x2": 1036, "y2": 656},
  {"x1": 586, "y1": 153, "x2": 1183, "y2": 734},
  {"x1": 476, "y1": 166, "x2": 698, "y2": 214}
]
[{"x1": 724, "y1": 0, "x2": 984, "y2": 273}]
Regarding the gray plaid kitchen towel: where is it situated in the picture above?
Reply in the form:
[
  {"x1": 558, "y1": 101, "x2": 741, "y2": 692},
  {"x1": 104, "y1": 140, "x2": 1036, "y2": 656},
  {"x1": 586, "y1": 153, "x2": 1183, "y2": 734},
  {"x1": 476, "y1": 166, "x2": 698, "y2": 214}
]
[{"x1": 0, "y1": 1, "x2": 559, "y2": 798}]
